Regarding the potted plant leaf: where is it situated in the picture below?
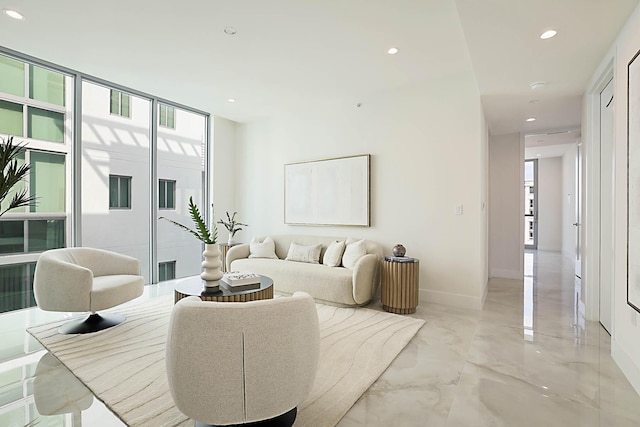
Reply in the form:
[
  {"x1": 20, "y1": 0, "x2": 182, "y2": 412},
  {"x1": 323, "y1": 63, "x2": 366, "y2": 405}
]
[
  {"x1": 160, "y1": 196, "x2": 222, "y2": 287},
  {"x1": 0, "y1": 136, "x2": 36, "y2": 216},
  {"x1": 217, "y1": 211, "x2": 248, "y2": 245}
]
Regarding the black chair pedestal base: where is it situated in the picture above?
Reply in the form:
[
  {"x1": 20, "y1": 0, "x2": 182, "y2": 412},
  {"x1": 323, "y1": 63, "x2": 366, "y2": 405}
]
[
  {"x1": 195, "y1": 407, "x2": 297, "y2": 427},
  {"x1": 58, "y1": 313, "x2": 126, "y2": 334}
]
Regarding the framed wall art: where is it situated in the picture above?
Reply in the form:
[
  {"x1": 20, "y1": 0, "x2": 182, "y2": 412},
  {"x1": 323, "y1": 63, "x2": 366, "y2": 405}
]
[
  {"x1": 284, "y1": 154, "x2": 370, "y2": 227},
  {"x1": 628, "y1": 48, "x2": 640, "y2": 313}
]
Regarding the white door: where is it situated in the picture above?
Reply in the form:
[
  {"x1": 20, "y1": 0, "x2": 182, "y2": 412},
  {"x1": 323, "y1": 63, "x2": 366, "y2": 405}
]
[{"x1": 599, "y1": 78, "x2": 614, "y2": 334}]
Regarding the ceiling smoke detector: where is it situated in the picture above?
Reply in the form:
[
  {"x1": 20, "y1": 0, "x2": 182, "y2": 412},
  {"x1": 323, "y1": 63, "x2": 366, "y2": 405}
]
[
  {"x1": 224, "y1": 27, "x2": 237, "y2": 35},
  {"x1": 530, "y1": 82, "x2": 545, "y2": 90}
]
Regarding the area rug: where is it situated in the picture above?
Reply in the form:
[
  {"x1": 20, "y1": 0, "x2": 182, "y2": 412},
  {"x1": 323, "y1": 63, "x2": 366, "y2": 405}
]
[{"x1": 28, "y1": 294, "x2": 424, "y2": 427}]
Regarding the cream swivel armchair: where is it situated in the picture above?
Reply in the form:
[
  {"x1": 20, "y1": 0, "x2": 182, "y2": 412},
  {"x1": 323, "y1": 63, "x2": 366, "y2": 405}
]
[
  {"x1": 34, "y1": 247, "x2": 144, "y2": 334},
  {"x1": 166, "y1": 292, "x2": 320, "y2": 427}
]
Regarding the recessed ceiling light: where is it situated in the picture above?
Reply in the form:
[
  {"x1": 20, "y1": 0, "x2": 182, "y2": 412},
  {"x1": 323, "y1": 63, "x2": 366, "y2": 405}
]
[
  {"x1": 227, "y1": 98, "x2": 236, "y2": 103},
  {"x1": 224, "y1": 27, "x2": 237, "y2": 35},
  {"x1": 526, "y1": 117, "x2": 536, "y2": 122},
  {"x1": 4, "y1": 9, "x2": 24, "y2": 20},
  {"x1": 387, "y1": 47, "x2": 399, "y2": 55},
  {"x1": 540, "y1": 30, "x2": 558, "y2": 40},
  {"x1": 530, "y1": 82, "x2": 545, "y2": 90},
  {"x1": 536, "y1": 154, "x2": 541, "y2": 157},
  {"x1": 529, "y1": 99, "x2": 539, "y2": 104}
]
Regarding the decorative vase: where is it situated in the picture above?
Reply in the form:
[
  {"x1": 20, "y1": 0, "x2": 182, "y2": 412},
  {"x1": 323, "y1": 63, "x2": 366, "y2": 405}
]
[
  {"x1": 201, "y1": 243, "x2": 223, "y2": 287},
  {"x1": 392, "y1": 244, "x2": 406, "y2": 257},
  {"x1": 228, "y1": 234, "x2": 235, "y2": 246}
]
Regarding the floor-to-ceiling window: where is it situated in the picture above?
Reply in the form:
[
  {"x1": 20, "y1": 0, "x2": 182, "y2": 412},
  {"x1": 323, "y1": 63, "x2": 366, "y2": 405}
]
[
  {"x1": 0, "y1": 49, "x2": 210, "y2": 312},
  {"x1": 0, "y1": 54, "x2": 73, "y2": 313}
]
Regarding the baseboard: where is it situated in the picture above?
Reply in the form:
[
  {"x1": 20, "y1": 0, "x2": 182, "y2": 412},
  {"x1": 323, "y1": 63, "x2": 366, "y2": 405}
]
[
  {"x1": 612, "y1": 339, "x2": 640, "y2": 397},
  {"x1": 420, "y1": 288, "x2": 485, "y2": 310},
  {"x1": 489, "y1": 268, "x2": 522, "y2": 280}
]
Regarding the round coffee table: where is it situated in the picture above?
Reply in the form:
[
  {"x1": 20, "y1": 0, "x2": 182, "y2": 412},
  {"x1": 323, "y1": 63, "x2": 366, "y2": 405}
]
[{"x1": 174, "y1": 275, "x2": 274, "y2": 304}]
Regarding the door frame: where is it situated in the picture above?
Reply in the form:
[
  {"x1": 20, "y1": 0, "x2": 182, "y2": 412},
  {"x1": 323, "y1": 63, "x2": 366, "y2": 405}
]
[
  {"x1": 585, "y1": 61, "x2": 615, "y2": 322},
  {"x1": 524, "y1": 159, "x2": 538, "y2": 249}
]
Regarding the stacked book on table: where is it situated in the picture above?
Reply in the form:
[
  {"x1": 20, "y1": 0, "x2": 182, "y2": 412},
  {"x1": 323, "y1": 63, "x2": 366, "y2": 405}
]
[{"x1": 221, "y1": 271, "x2": 261, "y2": 291}]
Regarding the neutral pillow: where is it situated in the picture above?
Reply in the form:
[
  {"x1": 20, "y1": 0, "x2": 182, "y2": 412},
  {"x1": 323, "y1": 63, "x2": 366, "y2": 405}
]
[
  {"x1": 249, "y1": 237, "x2": 278, "y2": 259},
  {"x1": 285, "y1": 242, "x2": 322, "y2": 264},
  {"x1": 323, "y1": 240, "x2": 346, "y2": 267},
  {"x1": 342, "y1": 239, "x2": 367, "y2": 269}
]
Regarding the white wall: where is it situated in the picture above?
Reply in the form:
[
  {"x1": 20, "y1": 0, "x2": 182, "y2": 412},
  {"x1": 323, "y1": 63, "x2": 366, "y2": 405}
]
[
  {"x1": 537, "y1": 157, "x2": 562, "y2": 251},
  {"x1": 236, "y1": 72, "x2": 489, "y2": 309},
  {"x1": 562, "y1": 146, "x2": 578, "y2": 258},
  {"x1": 212, "y1": 117, "x2": 239, "y2": 242},
  {"x1": 585, "y1": 1, "x2": 640, "y2": 395},
  {"x1": 489, "y1": 133, "x2": 523, "y2": 279}
]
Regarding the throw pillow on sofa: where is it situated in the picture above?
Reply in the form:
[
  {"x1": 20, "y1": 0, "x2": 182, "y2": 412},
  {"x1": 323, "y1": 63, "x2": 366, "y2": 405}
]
[
  {"x1": 285, "y1": 242, "x2": 322, "y2": 264},
  {"x1": 323, "y1": 240, "x2": 346, "y2": 267},
  {"x1": 342, "y1": 239, "x2": 367, "y2": 269},
  {"x1": 249, "y1": 237, "x2": 278, "y2": 259}
]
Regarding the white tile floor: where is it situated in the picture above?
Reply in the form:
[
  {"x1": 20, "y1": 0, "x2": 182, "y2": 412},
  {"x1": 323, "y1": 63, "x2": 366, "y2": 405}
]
[{"x1": 1, "y1": 250, "x2": 639, "y2": 426}]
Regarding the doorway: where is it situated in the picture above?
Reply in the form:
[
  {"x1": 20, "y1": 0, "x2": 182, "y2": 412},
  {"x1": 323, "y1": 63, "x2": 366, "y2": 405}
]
[{"x1": 524, "y1": 159, "x2": 538, "y2": 249}]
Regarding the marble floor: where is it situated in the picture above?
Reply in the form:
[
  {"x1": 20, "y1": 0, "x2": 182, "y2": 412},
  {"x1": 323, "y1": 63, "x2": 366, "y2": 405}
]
[{"x1": 1, "y1": 250, "x2": 639, "y2": 426}]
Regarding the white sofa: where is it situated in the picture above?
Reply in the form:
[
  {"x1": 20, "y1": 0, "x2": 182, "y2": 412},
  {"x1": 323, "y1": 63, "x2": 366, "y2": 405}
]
[{"x1": 226, "y1": 235, "x2": 383, "y2": 306}]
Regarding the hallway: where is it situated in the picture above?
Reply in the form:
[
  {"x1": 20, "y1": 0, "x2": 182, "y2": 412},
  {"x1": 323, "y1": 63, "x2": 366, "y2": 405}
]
[{"x1": 342, "y1": 250, "x2": 640, "y2": 426}]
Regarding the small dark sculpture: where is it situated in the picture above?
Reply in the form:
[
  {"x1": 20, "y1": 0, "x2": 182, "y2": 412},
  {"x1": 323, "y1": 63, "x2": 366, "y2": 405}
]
[{"x1": 392, "y1": 244, "x2": 406, "y2": 257}]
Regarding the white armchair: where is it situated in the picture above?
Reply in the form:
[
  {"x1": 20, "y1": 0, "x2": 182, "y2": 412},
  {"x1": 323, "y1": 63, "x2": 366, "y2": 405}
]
[
  {"x1": 34, "y1": 247, "x2": 144, "y2": 334},
  {"x1": 166, "y1": 292, "x2": 320, "y2": 427}
]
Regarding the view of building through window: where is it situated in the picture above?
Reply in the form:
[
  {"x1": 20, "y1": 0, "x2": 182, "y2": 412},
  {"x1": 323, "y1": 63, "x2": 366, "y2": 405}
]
[{"x1": 0, "y1": 52, "x2": 209, "y2": 312}]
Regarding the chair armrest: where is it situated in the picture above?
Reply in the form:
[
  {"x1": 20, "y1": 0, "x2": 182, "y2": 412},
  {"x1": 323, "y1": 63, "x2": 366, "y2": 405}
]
[
  {"x1": 226, "y1": 244, "x2": 250, "y2": 271},
  {"x1": 34, "y1": 258, "x2": 94, "y2": 312},
  {"x1": 352, "y1": 254, "x2": 380, "y2": 305}
]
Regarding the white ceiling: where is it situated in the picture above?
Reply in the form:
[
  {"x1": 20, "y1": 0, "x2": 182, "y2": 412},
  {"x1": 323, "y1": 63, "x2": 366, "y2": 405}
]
[{"x1": 1, "y1": 0, "x2": 638, "y2": 137}]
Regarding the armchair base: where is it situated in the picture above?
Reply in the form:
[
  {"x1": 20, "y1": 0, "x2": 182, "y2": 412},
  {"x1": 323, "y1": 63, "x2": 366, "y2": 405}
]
[
  {"x1": 195, "y1": 407, "x2": 297, "y2": 427},
  {"x1": 59, "y1": 313, "x2": 126, "y2": 335}
]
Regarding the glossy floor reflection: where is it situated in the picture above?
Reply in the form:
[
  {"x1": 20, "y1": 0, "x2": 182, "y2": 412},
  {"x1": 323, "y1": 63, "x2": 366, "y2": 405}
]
[{"x1": 1, "y1": 251, "x2": 639, "y2": 426}]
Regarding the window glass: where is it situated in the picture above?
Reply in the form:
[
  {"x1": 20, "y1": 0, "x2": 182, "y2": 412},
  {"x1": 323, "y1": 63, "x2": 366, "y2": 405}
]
[
  {"x1": 0, "y1": 262, "x2": 36, "y2": 313},
  {"x1": 167, "y1": 107, "x2": 175, "y2": 128},
  {"x1": 27, "y1": 107, "x2": 64, "y2": 143},
  {"x1": 109, "y1": 176, "x2": 119, "y2": 208},
  {"x1": 159, "y1": 104, "x2": 167, "y2": 127},
  {"x1": 0, "y1": 221, "x2": 24, "y2": 254},
  {"x1": 30, "y1": 152, "x2": 65, "y2": 212},
  {"x1": 0, "y1": 150, "x2": 26, "y2": 214},
  {"x1": 120, "y1": 176, "x2": 130, "y2": 207},
  {"x1": 167, "y1": 180, "x2": 175, "y2": 208},
  {"x1": 0, "y1": 56, "x2": 24, "y2": 97},
  {"x1": 159, "y1": 180, "x2": 166, "y2": 207},
  {"x1": 110, "y1": 89, "x2": 119, "y2": 115},
  {"x1": 29, "y1": 65, "x2": 65, "y2": 106},
  {"x1": 159, "y1": 261, "x2": 176, "y2": 281},
  {"x1": 28, "y1": 219, "x2": 65, "y2": 252},
  {"x1": 121, "y1": 93, "x2": 130, "y2": 117},
  {"x1": 109, "y1": 175, "x2": 131, "y2": 208},
  {"x1": 0, "y1": 100, "x2": 24, "y2": 137}
]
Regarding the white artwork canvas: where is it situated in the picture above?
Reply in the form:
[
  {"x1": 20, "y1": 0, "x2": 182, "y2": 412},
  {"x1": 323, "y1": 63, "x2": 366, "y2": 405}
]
[{"x1": 285, "y1": 155, "x2": 370, "y2": 226}]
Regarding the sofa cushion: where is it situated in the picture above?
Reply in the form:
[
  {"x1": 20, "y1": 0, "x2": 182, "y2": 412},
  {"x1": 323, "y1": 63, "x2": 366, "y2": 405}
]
[
  {"x1": 249, "y1": 237, "x2": 278, "y2": 259},
  {"x1": 231, "y1": 258, "x2": 356, "y2": 306},
  {"x1": 342, "y1": 239, "x2": 367, "y2": 269},
  {"x1": 285, "y1": 242, "x2": 322, "y2": 264},
  {"x1": 323, "y1": 240, "x2": 346, "y2": 267}
]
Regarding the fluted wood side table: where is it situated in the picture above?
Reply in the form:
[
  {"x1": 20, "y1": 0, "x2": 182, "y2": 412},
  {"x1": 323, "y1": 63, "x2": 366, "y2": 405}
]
[{"x1": 381, "y1": 257, "x2": 419, "y2": 314}]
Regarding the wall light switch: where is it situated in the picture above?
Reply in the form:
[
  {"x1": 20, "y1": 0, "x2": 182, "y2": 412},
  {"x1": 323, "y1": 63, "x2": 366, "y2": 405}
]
[{"x1": 455, "y1": 205, "x2": 463, "y2": 215}]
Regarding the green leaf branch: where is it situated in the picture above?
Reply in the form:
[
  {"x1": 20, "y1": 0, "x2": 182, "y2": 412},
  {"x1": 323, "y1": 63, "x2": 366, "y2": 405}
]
[{"x1": 160, "y1": 196, "x2": 217, "y2": 244}]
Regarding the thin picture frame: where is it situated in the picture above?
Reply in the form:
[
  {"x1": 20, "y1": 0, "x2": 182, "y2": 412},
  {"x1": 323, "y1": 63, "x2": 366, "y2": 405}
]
[
  {"x1": 627, "y1": 47, "x2": 640, "y2": 314},
  {"x1": 284, "y1": 154, "x2": 370, "y2": 227}
]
